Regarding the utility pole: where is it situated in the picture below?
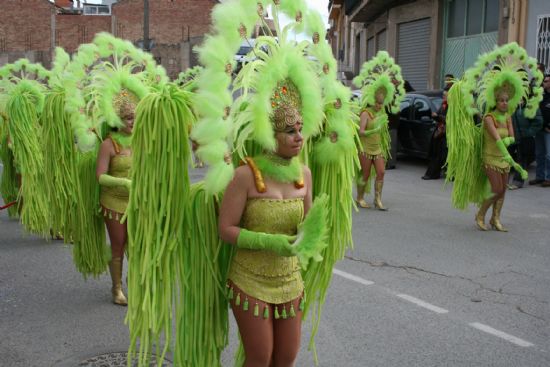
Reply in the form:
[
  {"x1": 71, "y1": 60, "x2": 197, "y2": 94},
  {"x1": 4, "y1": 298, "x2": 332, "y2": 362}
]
[{"x1": 143, "y1": 0, "x2": 150, "y2": 51}]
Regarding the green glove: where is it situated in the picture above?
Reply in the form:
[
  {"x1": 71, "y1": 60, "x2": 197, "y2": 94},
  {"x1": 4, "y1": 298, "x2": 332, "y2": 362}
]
[
  {"x1": 495, "y1": 139, "x2": 527, "y2": 179},
  {"x1": 502, "y1": 137, "x2": 515, "y2": 147},
  {"x1": 237, "y1": 229, "x2": 297, "y2": 257},
  {"x1": 98, "y1": 174, "x2": 131, "y2": 190},
  {"x1": 495, "y1": 140, "x2": 514, "y2": 165}
]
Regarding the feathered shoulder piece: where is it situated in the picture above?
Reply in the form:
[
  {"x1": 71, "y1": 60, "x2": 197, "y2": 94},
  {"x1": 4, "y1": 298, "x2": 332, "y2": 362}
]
[
  {"x1": 191, "y1": 0, "x2": 335, "y2": 194},
  {"x1": 352, "y1": 50, "x2": 405, "y2": 114},
  {"x1": 63, "y1": 32, "x2": 167, "y2": 152},
  {"x1": 460, "y1": 42, "x2": 543, "y2": 118}
]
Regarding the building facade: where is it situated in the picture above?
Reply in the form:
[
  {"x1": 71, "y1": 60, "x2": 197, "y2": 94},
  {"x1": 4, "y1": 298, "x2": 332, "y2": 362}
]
[
  {"x1": 328, "y1": 0, "x2": 549, "y2": 90},
  {"x1": 0, "y1": 0, "x2": 217, "y2": 79},
  {"x1": 526, "y1": 0, "x2": 550, "y2": 73}
]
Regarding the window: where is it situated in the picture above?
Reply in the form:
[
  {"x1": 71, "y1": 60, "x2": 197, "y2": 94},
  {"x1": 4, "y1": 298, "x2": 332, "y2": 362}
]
[
  {"x1": 430, "y1": 97, "x2": 443, "y2": 112},
  {"x1": 466, "y1": 0, "x2": 483, "y2": 35},
  {"x1": 447, "y1": 0, "x2": 466, "y2": 38},
  {"x1": 537, "y1": 15, "x2": 550, "y2": 74},
  {"x1": 83, "y1": 5, "x2": 111, "y2": 15},
  {"x1": 484, "y1": 0, "x2": 499, "y2": 32},
  {"x1": 400, "y1": 98, "x2": 412, "y2": 119},
  {"x1": 447, "y1": 0, "x2": 499, "y2": 38},
  {"x1": 413, "y1": 98, "x2": 431, "y2": 121}
]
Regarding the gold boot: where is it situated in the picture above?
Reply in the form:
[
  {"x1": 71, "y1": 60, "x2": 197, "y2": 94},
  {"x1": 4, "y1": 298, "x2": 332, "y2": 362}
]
[
  {"x1": 109, "y1": 257, "x2": 128, "y2": 306},
  {"x1": 489, "y1": 198, "x2": 508, "y2": 232},
  {"x1": 356, "y1": 183, "x2": 370, "y2": 208},
  {"x1": 475, "y1": 198, "x2": 494, "y2": 231},
  {"x1": 373, "y1": 180, "x2": 388, "y2": 211}
]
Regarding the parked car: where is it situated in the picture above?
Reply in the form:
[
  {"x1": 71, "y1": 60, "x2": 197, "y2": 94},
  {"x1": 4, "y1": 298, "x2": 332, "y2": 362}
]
[
  {"x1": 234, "y1": 39, "x2": 256, "y2": 74},
  {"x1": 397, "y1": 91, "x2": 443, "y2": 159},
  {"x1": 350, "y1": 89, "x2": 443, "y2": 159}
]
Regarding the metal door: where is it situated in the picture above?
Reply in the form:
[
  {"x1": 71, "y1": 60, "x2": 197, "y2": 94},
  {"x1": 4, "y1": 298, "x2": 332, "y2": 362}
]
[{"x1": 397, "y1": 18, "x2": 431, "y2": 91}]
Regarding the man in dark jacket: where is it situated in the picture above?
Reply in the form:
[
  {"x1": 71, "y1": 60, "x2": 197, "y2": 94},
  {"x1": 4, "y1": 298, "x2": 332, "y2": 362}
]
[
  {"x1": 530, "y1": 74, "x2": 550, "y2": 186},
  {"x1": 509, "y1": 103, "x2": 543, "y2": 188}
]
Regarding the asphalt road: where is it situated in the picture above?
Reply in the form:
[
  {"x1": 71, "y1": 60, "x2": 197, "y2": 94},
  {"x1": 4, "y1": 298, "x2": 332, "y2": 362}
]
[{"x1": 1, "y1": 157, "x2": 549, "y2": 366}]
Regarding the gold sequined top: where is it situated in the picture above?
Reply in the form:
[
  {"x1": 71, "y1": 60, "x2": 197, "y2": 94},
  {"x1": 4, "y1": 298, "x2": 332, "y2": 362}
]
[
  {"x1": 227, "y1": 197, "x2": 304, "y2": 304},
  {"x1": 99, "y1": 154, "x2": 131, "y2": 214},
  {"x1": 359, "y1": 108, "x2": 382, "y2": 156},
  {"x1": 483, "y1": 113, "x2": 511, "y2": 171}
]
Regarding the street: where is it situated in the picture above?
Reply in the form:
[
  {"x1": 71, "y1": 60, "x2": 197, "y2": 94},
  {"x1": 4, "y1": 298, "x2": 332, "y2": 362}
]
[{"x1": 1, "y1": 157, "x2": 549, "y2": 367}]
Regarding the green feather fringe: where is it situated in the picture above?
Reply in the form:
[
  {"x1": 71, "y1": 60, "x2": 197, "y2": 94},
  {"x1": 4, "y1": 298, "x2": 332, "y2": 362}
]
[
  {"x1": 127, "y1": 84, "x2": 191, "y2": 367},
  {"x1": 445, "y1": 81, "x2": 487, "y2": 209},
  {"x1": 174, "y1": 181, "x2": 233, "y2": 367}
]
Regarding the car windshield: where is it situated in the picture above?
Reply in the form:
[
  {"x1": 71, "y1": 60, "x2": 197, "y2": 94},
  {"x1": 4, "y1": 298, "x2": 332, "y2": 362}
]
[
  {"x1": 237, "y1": 46, "x2": 253, "y2": 55},
  {"x1": 430, "y1": 97, "x2": 443, "y2": 111}
]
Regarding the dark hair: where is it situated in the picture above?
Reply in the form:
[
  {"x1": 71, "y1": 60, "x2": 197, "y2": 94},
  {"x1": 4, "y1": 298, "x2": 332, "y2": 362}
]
[
  {"x1": 404, "y1": 80, "x2": 415, "y2": 92},
  {"x1": 444, "y1": 74, "x2": 454, "y2": 79}
]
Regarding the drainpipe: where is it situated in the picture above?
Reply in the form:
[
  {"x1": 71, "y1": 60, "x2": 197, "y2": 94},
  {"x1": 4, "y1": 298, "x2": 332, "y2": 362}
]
[{"x1": 143, "y1": 0, "x2": 150, "y2": 52}]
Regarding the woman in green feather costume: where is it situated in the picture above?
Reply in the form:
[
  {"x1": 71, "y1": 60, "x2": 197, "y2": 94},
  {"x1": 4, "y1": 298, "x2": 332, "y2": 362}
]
[
  {"x1": 188, "y1": 1, "x2": 350, "y2": 366},
  {"x1": 445, "y1": 42, "x2": 543, "y2": 231},
  {"x1": 64, "y1": 33, "x2": 163, "y2": 296},
  {"x1": 352, "y1": 51, "x2": 405, "y2": 211},
  {"x1": 0, "y1": 60, "x2": 50, "y2": 237}
]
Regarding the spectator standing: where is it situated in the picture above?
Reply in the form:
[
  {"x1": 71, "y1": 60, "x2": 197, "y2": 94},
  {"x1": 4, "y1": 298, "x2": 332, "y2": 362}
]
[
  {"x1": 444, "y1": 74, "x2": 455, "y2": 90},
  {"x1": 508, "y1": 101, "x2": 543, "y2": 188},
  {"x1": 530, "y1": 74, "x2": 550, "y2": 186},
  {"x1": 422, "y1": 88, "x2": 449, "y2": 179}
]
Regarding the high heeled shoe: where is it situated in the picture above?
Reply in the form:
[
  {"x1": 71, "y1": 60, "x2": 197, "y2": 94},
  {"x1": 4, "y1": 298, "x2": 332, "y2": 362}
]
[
  {"x1": 109, "y1": 257, "x2": 128, "y2": 306},
  {"x1": 489, "y1": 198, "x2": 508, "y2": 232},
  {"x1": 373, "y1": 180, "x2": 387, "y2": 211},
  {"x1": 475, "y1": 198, "x2": 494, "y2": 231}
]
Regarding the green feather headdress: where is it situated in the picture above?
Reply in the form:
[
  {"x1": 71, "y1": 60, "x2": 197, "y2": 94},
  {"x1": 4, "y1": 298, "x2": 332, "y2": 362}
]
[
  {"x1": 192, "y1": 0, "x2": 340, "y2": 194},
  {"x1": 353, "y1": 50, "x2": 405, "y2": 113},
  {"x1": 0, "y1": 59, "x2": 51, "y2": 112},
  {"x1": 63, "y1": 32, "x2": 166, "y2": 152},
  {"x1": 460, "y1": 42, "x2": 543, "y2": 118}
]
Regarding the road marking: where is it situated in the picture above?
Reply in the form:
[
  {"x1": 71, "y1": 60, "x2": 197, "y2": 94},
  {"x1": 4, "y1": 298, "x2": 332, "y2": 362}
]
[
  {"x1": 396, "y1": 293, "x2": 449, "y2": 314},
  {"x1": 529, "y1": 213, "x2": 549, "y2": 219},
  {"x1": 469, "y1": 322, "x2": 534, "y2": 347},
  {"x1": 333, "y1": 269, "x2": 374, "y2": 286}
]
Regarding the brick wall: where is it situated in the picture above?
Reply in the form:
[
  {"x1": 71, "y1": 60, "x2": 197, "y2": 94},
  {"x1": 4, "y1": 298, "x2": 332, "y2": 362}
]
[
  {"x1": 56, "y1": 15, "x2": 112, "y2": 52},
  {"x1": 0, "y1": 0, "x2": 215, "y2": 76},
  {"x1": 0, "y1": 0, "x2": 53, "y2": 52},
  {"x1": 112, "y1": 0, "x2": 214, "y2": 44}
]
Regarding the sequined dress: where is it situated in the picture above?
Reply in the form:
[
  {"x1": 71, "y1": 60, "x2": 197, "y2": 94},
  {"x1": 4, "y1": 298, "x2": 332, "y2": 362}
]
[
  {"x1": 99, "y1": 153, "x2": 131, "y2": 216},
  {"x1": 483, "y1": 113, "x2": 511, "y2": 173},
  {"x1": 227, "y1": 197, "x2": 304, "y2": 304},
  {"x1": 359, "y1": 108, "x2": 383, "y2": 159}
]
